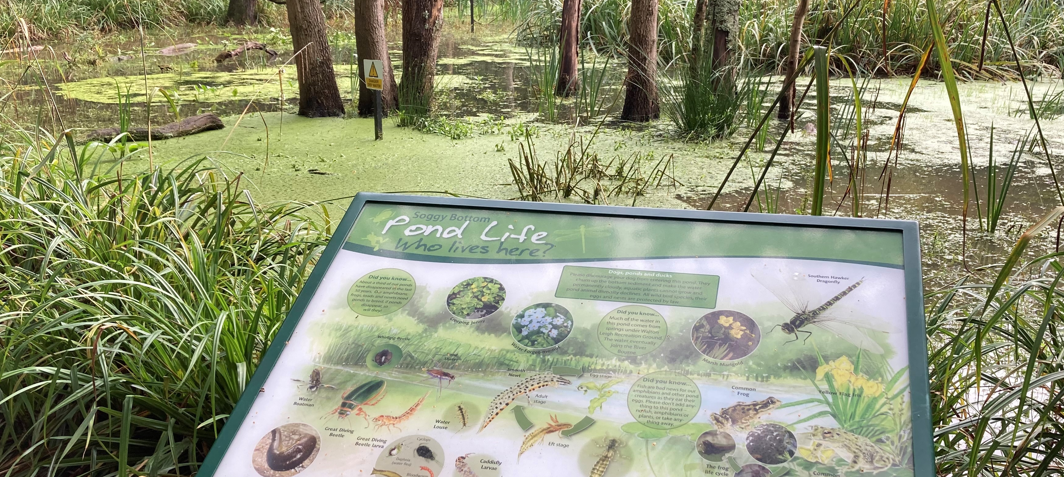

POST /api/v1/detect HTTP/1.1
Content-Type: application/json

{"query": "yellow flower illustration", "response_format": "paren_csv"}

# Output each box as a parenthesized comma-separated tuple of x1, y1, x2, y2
(816, 356, 855, 381)
(718, 316, 735, 327)
(730, 321, 744, 330)
(730, 327, 746, 339)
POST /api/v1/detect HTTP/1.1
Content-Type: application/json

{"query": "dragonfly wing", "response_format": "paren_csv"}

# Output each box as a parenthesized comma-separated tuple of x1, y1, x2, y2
(813, 303, 894, 333)
(810, 320, 884, 354)
(751, 262, 814, 314)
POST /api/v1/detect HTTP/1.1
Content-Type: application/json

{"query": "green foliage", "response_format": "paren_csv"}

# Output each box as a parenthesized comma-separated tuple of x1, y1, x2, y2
(926, 215, 1064, 476)
(0, 127, 329, 476)
(446, 277, 506, 319)
(662, 64, 747, 140)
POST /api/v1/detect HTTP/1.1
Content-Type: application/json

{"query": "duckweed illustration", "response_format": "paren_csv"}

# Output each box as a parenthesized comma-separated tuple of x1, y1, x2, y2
(511, 303, 573, 349)
(447, 277, 506, 320)
(691, 310, 760, 360)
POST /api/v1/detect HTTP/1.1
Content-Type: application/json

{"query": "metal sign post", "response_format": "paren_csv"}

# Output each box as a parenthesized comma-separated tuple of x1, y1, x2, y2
(363, 59, 385, 141)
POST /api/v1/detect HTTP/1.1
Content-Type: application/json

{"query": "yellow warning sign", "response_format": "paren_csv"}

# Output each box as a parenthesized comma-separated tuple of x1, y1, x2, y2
(363, 59, 384, 91)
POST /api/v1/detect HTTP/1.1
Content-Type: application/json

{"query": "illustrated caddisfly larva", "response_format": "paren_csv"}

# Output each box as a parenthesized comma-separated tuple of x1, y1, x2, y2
(419, 465, 436, 477)
(416, 444, 437, 461)
(323, 379, 387, 426)
(265, 428, 318, 472)
(479, 373, 572, 432)
(518, 414, 572, 460)
(752, 264, 888, 354)
(373, 392, 428, 432)
(292, 367, 336, 392)
(387, 442, 403, 456)
(374, 349, 393, 367)
(424, 365, 456, 397)
(371, 469, 402, 477)
(455, 454, 479, 477)
(590, 438, 625, 477)
(456, 404, 469, 429)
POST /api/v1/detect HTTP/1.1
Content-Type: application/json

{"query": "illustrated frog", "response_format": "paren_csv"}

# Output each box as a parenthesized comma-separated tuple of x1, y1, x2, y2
(809, 425, 896, 472)
(709, 397, 781, 431)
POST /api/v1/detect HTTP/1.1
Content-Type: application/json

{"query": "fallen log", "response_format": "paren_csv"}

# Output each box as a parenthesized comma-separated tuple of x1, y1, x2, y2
(215, 41, 279, 63)
(84, 113, 225, 143)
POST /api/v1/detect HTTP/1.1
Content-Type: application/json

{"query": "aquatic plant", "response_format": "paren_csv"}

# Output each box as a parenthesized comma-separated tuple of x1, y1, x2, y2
(447, 277, 506, 320)
(512, 303, 574, 349)
(785, 350, 910, 441)
(973, 125, 1029, 234)
(690, 312, 759, 360)
(0, 127, 329, 476)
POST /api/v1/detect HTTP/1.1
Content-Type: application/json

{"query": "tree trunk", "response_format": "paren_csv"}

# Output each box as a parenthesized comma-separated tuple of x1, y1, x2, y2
(621, 0, 659, 121)
(355, 0, 398, 116)
(227, 0, 258, 26)
(778, 0, 810, 121)
(555, 0, 581, 97)
(706, 0, 740, 72)
(399, 0, 445, 118)
(690, 0, 708, 79)
(287, 0, 345, 117)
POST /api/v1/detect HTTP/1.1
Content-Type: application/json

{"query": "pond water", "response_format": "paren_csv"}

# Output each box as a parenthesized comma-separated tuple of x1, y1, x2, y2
(4, 25, 1063, 290)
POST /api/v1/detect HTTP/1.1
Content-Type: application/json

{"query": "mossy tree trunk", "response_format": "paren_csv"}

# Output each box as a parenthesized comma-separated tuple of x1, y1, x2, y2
(399, 0, 445, 119)
(555, 0, 582, 97)
(620, 0, 659, 121)
(355, 0, 399, 116)
(778, 0, 810, 121)
(227, 0, 258, 26)
(691, 0, 739, 79)
(287, 0, 345, 117)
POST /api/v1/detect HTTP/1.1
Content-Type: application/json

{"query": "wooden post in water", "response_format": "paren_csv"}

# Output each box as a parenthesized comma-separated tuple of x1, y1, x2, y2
(375, 90, 383, 140)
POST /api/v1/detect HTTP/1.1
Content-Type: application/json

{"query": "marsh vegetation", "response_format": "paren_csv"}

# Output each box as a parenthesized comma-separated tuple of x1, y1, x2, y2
(2, 0, 1064, 475)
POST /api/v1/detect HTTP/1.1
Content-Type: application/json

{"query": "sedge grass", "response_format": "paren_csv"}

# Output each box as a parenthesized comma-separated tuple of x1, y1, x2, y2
(0, 126, 329, 476)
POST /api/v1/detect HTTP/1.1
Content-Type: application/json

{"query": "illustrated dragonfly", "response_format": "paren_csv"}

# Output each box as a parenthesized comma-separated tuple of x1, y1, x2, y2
(751, 263, 887, 354)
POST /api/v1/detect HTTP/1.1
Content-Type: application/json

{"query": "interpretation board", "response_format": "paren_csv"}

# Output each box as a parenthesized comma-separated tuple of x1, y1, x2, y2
(199, 194, 932, 477)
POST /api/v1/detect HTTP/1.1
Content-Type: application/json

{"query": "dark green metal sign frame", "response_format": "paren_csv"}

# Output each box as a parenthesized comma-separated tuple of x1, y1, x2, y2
(197, 192, 933, 476)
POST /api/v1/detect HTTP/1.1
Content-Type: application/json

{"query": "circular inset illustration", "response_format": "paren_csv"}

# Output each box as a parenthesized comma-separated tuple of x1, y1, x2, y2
(511, 303, 574, 350)
(598, 305, 668, 356)
(455, 453, 503, 477)
(696, 430, 736, 462)
(367, 343, 404, 370)
(735, 463, 772, 477)
(627, 371, 701, 430)
(251, 423, 321, 477)
(577, 436, 633, 477)
(691, 310, 761, 360)
(447, 277, 507, 321)
(347, 268, 415, 317)
(746, 423, 797, 465)
(375, 435, 445, 477)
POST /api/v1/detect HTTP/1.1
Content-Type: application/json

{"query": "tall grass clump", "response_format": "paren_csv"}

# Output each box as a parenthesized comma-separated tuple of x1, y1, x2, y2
(662, 65, 747, 139)
(0, 127, 329, 476)
(927, 210, 1064, 476)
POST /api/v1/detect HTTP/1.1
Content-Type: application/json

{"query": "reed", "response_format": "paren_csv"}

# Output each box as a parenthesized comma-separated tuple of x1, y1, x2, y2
(0, 125, 329, 476)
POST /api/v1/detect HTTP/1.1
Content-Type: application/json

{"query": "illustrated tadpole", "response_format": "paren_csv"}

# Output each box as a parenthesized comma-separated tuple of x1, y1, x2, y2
(266, 429, 318, 471)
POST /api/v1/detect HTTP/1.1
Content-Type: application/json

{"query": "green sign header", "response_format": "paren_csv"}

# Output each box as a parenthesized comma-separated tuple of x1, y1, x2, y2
(345, 203, 905, 267)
